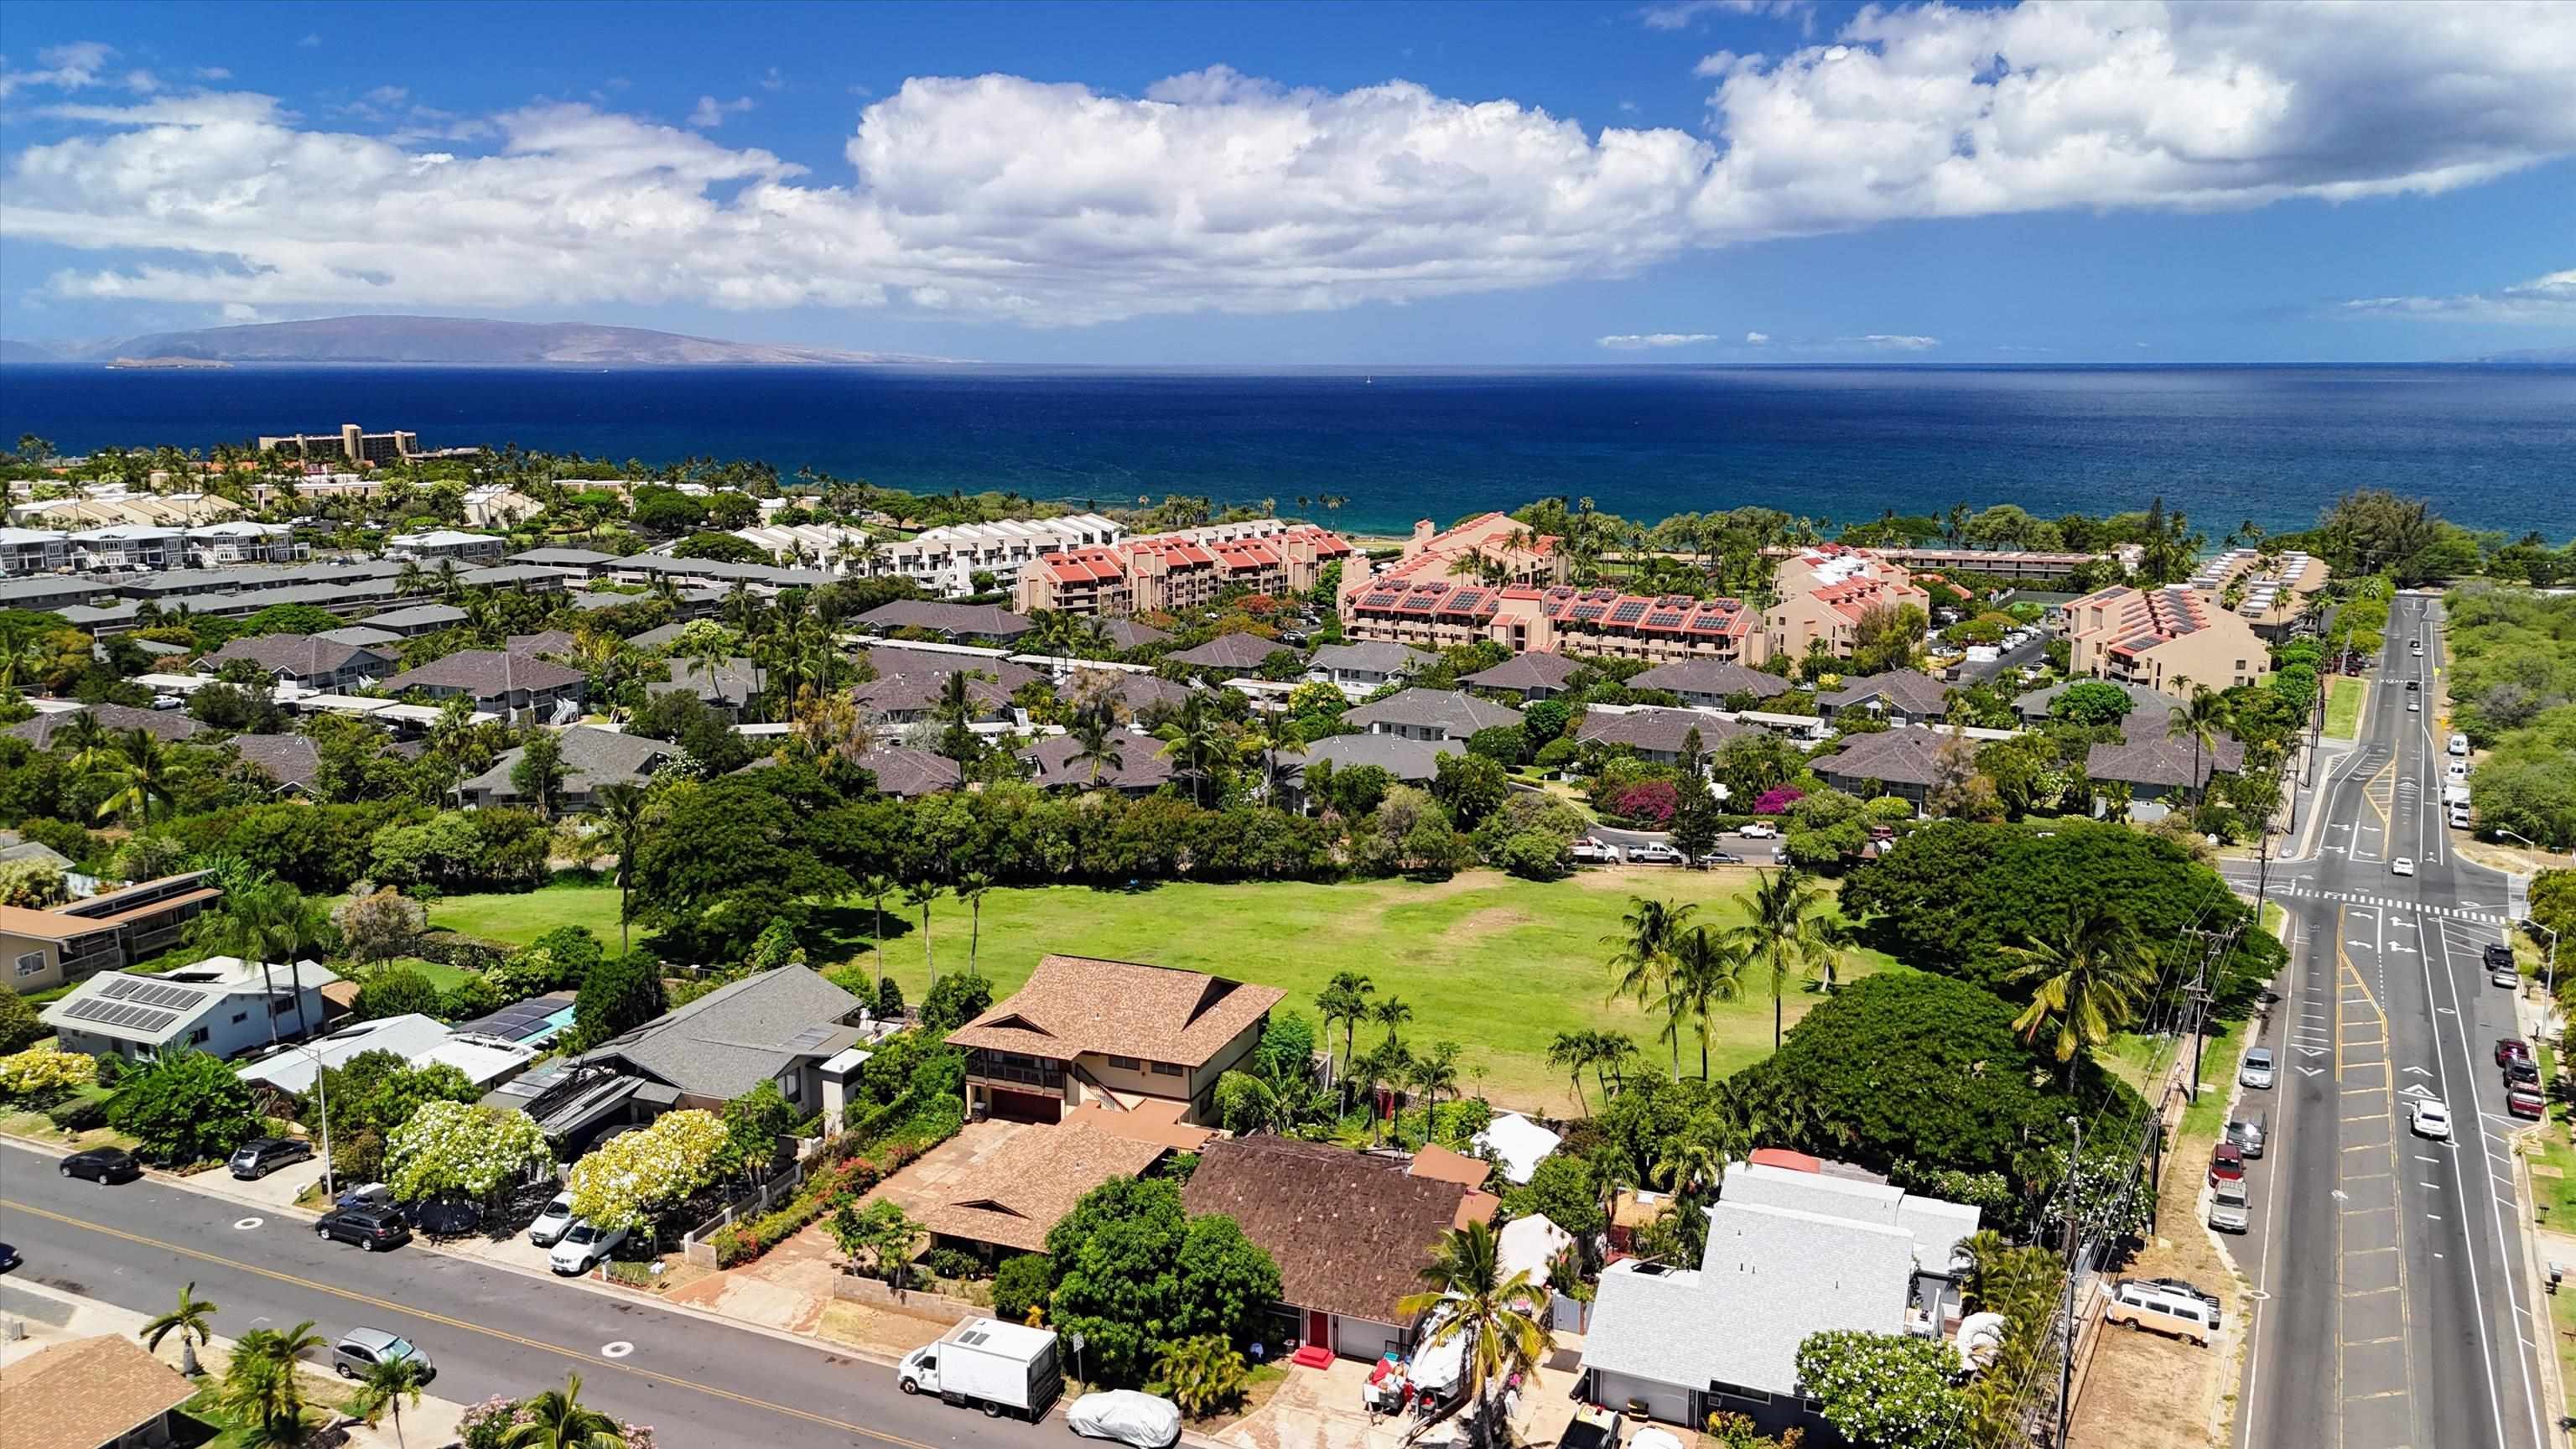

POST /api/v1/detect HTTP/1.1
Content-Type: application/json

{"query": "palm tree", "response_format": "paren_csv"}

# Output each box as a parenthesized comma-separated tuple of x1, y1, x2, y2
(1605, 896, 1696, 1080)
(0, 629, 51, 693)
(2166, 683, 2234, 812)
(859, 872, 897, 998)
(142, 1281, 217, 1376)
(1724, 868, 1831, 1051)
(347, 1351, 433, 1448)
(1371, 995, 1413, 1050)
(1315, 971, 1374, 1107)
(1547, 1031, 1594, 1114)
(221, 1320, 328, 1445)
(902, 879, 944, 984)
(1587, 1030, 1639, 1098)
(2004, 903, 2158, 1079)
(501, 1374, 628, 1449)
(594, 782, 652, 953)
(1410, 1040, 1462, 1147)
(1663, 927, 1749, 1079)
(1394, 1220, 1553, 1449)
(1066, 707, 1124, 791)
(1171, 692, 1230, 807)
(94, 728, 175, 827)
(934, 668, 983, 764)
(1654, 1109, 1752, 1195)
(955, 871, 994, 976)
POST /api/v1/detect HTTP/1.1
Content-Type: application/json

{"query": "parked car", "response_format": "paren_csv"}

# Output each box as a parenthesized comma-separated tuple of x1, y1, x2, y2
(2207, 1143, 2245, 1186)
(2391, 857, 2416, 877)
(2406, 679, 2419, 692)
(2141, 1277, 2220, 1310)
(332, 1328, 436, 1384)
(528, 1193, 578, 1247)
(1625, 842, 1684, 865)
(2486, 943, 2516, 972)
(228, 1137, 314, 1181)
(2498, 1037, 2533, 1067)
(2448, 761, 2469, 782)
(2449, 734, 2470, 757)
(2495, 962, 2522, 989)
(2225, 1114, 2267, 1159)
(2409, 1098, 2453, 1140)
(2239, 1048, 2276, 1090)
(1066, 1390, 1183, 1449)
(315, 1205, 412, 1252)
(2209, 1179, 2250, 1234)
(0, 1242, 19, 1273)
(2504, 1057, 2540, 1088)
(2407, 699, 2420, 713)
(2450, 805, 2474, 828)
(2104, 1280, 2220, 1346)
(1735, 823, 1778, 839)
(1703, 850, 1746, 865)
(59, 1147, 141, 1185)
(549, 1219, 629, 1275)
(335, 1182, 393, 1213)
(2508, 1087, 2547, 1120)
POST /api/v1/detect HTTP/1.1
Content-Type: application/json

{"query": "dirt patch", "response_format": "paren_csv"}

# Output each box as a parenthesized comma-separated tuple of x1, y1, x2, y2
(2069, 1109, 2241, 1449)
(813, 1300, 951, 1361)
(1451, 906, 1538, 941)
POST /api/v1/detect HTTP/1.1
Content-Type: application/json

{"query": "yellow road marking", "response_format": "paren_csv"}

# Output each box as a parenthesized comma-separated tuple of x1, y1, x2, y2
(0, 1200, 937, 1446)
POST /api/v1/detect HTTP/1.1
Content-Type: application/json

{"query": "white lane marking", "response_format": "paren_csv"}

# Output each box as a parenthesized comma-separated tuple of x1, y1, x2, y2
(601, 1341, 636, 1358)
(232, 1217, 262, 1230)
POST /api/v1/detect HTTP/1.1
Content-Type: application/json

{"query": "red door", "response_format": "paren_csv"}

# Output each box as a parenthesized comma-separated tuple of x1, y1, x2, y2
(1306, 1309, 1331, 1351)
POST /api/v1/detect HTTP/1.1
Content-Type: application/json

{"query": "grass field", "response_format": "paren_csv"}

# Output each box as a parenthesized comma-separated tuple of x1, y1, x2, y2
(382, 956, 475, 992)
(2324, 675, 2366, 739)
(428, 866, 1895, 1112)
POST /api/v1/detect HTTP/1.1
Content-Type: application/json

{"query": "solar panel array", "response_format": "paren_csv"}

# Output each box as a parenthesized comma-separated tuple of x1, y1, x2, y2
(95, 976, 205, 1010)
(460, 1000, 564, 1041)
(60, 996, 182, 1035)
(1609, 599, 1649, 624)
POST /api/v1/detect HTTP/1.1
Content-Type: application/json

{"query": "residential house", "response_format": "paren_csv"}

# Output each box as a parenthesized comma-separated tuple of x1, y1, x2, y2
(1293, 733, 1460, 794)
(1576, 706, 1742, 766)
(893, 1120, 1175, 1262)
(1062, 667, 1195, 722)
(1459, 651, 1585, 701)
(1344, 688, 1522, 744)
(227, 734, 322, 793)
(1090, 617, 1172, 652)
(576, 965, 865, 1117)
(947, 954, 1285, 1125)
(381, 650, 587, 720)
(853, 746, 963, 799)
(2011, 678, 2173, 729)
(649, 656, 767, 717)
(1182, 1135, 1499, 1361)
(3, 1334, 200, 1449)
(1626, 659, 1794, 709)
(3, 872, 222, 994)
(1815, 669, 1954, 727)
(40, 956, 340, 1062)
(195, 634, 396, 691)
(237, 1012, 538, 1094)
(1805, 727, 1972, 812)
(6, 702, 202, 748)
(2085, 732, 2249, 813)
(865, 646, 1045, 693)
(851, 670, 1016, 726)
(386, 529, 507, 565)
(1020, 730, 1176, 794)
(361, 602, 470, 637)
(460, 726, 674, 812)
(1165, 633, 1297, 675)
(504, 629, 579, 658)
(1581, 1155, 1980, 1436)
(314, 624, 402, 651)
(856, 600, 1035, 643)
(2061, 584, 2272, 697)
(1308, 641, 1436, 695)
(506, 547, 621, 578)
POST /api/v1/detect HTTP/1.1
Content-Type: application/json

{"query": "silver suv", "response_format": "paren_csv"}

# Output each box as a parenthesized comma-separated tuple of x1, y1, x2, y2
(2238, 1048, 2276, 1089)
(332, 1327, 435, 1384)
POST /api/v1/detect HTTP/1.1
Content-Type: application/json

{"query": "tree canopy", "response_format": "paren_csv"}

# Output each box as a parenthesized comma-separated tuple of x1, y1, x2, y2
(1041, 1175, 1280, 1385)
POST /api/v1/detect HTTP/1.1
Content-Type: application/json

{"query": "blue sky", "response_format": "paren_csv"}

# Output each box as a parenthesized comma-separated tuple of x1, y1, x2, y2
(2, 0, 2570, 364)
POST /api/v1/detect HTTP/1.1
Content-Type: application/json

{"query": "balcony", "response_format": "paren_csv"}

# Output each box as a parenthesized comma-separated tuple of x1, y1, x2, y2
(967, 1051, 1067, 1096)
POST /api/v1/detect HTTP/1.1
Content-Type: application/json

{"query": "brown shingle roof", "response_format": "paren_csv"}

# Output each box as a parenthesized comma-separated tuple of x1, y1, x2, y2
(0, 1334, 195, 1449)
(2085, 731, 2248, 790)
(911, 1123, 1171, 1254)
(382, 648, 584, 699)
(1063, 1098, 1215, 1152)
(1182, 1136, 1479, 1324)
(1810, 726, 1953, 788)
(946, 954, 1284, 1067)
(1408, 1143, 1493, 1189)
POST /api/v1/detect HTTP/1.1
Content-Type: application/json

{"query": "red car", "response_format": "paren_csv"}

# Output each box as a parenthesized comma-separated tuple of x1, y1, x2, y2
(2497, 1037, 2533, 1067)
(2509, 1087, 2546, 1120)
(2208, 1143, 2246, 1185)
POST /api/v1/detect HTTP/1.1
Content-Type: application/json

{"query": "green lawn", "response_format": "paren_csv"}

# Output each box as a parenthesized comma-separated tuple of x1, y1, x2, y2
(428, 867, 1895, 1113)
(382, 957, 475, 992)
(2324, 675, 2366, 739)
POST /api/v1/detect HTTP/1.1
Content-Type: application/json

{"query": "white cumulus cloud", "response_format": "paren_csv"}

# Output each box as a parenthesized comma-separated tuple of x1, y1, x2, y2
(2337, 267, 2576, 324)
(3, 3, 2573, 328)
(1744, 330, 1769, 344)
(1844, 334, 1940, 350)
(1599, 332, 1724, 349)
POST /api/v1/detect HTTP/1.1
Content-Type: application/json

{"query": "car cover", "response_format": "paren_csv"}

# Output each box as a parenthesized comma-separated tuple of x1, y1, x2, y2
(1067, 1390, 1182, 1449)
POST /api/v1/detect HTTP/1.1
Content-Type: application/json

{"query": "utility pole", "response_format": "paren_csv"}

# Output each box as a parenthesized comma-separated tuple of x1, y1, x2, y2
(2179, 927, 2239, 1104)
(2056, 1114, 2082, 1449)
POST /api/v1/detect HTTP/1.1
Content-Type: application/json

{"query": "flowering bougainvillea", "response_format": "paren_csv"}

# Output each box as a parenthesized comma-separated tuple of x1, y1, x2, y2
(1607, 781, 1679, 824)
(567, 1108, 727, 1230)
(384, 1098, 553, 1204)
(1753, 785, 1806, 816)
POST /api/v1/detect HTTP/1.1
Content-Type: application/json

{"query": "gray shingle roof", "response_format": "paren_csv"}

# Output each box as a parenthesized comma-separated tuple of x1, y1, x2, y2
(200, 634, 389, 679)
(1166, 633, 1296, 671)
(2085, 731, 2247, 790)
(1294, 732, 1459, 783)
(463, 726, 673, 797)
(1022, 730, 1176, 791)
(865, 647, 1041, 692)
(363, 603, 470, 631)
(8, 702, 204, 747)
(229, 734, 321, 791)
(1093, 618, 1171, 651)
(1344, 687, 1523, 737)
(854, 746, 963, 798)
(582, 966, 862, 1101)
(649, 656, 766, 708)
(1308, 641, 1436, 674)
(383, 649, 585, 699)
(1627, 659, 1792, 699)
(1817, 669, 1953, 718)
(1809, 726, 1954, 788)
(1459, 652, 1584, 695)
(1576, 706, 1743, 756)
(858, 600, 1034, 639)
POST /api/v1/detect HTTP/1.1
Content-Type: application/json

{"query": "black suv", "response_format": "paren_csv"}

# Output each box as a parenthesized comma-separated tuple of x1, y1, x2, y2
(59, 1146, 142, 1184)
(2487, 943, 2516, 971)
(316, 1205, 412, 1252)
(228, 1137, 314, 1181)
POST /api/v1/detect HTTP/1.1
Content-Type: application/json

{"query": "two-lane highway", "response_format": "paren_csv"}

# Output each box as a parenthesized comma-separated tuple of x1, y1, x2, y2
(0, 1140, 1053, 1449)
(2236, 593, 2547, 1449)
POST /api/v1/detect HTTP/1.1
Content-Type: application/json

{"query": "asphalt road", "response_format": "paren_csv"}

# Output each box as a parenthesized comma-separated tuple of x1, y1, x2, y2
(0, 1140, 1064, 1449)
(2231, 594, 2548, 1449)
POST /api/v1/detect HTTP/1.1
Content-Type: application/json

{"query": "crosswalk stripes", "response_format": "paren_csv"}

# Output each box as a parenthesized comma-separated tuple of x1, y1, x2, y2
(2246, 880, 2507, 926)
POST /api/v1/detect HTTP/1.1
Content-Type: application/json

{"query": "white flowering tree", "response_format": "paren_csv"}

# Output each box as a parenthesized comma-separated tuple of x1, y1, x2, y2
(384, 1099, 553, 1205)
(1793, 1330, 1971, 1449)
(0, 1041, 98, 1100)
(566, 1109, 727, 1231)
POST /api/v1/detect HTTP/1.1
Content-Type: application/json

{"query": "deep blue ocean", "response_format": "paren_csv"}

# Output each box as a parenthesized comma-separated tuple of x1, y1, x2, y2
(4, 364, 2570, 537)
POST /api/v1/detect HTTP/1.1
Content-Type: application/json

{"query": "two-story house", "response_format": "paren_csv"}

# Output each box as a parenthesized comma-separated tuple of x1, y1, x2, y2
(3, 871, 223, 994)
(1343, 687, 1524, 744)
(195, 634, 397, 692)
(947, 955, 1285, 1126)
(41, 956, 340, 1062)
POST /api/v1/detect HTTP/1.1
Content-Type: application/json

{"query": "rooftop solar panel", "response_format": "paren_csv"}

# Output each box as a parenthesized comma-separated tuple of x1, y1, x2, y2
(1610, 600, 1649, 623)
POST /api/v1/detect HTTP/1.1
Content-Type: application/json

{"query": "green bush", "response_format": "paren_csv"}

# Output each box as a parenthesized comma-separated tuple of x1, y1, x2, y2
(47, 1093, 111, 1132)
(924, 1247, 985, 1280)
(993, 1253, 1052, 1322)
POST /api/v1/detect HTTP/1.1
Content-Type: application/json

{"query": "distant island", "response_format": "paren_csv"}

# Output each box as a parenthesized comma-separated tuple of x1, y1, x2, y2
(106, 356, 232, 371)
(0, 314, 945, 367)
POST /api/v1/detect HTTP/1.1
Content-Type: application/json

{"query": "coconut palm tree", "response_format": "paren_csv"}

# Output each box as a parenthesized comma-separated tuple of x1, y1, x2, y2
(590, 782, 653, 952)
(1654, 1109, 1753, 1196)
(954, 871, 994, 976)
(1315, 970, 1374, 1108)
(2004, 903, 2158, 1081)
(501, 1374, 628, 1449)
(1605, 896, 1696, 1080)
(2166, 683, 2235, 812)
(142, 1281, 217, 1376)
(858, 872, 897, 997)
(1066, 708, 1124, 791)
(1547, 1030, 1595, 1114)
(1662, 927, 1749, 1079)
(347, 1351, 433, 1448)
(1170, 692, 1230, 807)
(94, 728, 176, 827)
(1587, 1029, 1639, 1098)
(1724, 868, 1831, 1051)
(1370, 995, 1413, 1050)
(1410, 1040, 1462, 1147)
(1394, 1220, 1552, 1449)
(902, 879, 944, 984)
(221, 1320, 328, 1445)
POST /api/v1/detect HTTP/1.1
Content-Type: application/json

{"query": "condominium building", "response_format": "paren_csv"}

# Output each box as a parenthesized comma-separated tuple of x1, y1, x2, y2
(2062, 584, 2272, 696)
(1846, 546, 2098, 583)
(881, 514, 1126, 598)
(257, 423, 423, 466)
(1015, 521, 1353, 616)
(2188, 548, 2331, 639)
(386, 529, 509, 565)
(1762, 546, 1933, 662)
(1341, 579, 1764, 665)
(8, 489, 244, 529)
(0, 527, 69, 575)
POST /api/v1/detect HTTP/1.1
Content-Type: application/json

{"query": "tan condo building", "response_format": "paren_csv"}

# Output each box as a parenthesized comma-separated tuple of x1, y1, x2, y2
(1015, 522, 1353, 616)
(2063, 584, 2272, 697)
(1762, 546, 1932, 662)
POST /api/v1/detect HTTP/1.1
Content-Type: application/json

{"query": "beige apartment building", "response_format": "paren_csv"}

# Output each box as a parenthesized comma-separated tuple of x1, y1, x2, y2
(1762, 546, 1933, 662)
(1342, 579, 1766, 665)
(2063, 584, 2272, 696)
(1015, 522, 1353, 616)
(3, 871, 223, 994)
(257, 424, 422, 467)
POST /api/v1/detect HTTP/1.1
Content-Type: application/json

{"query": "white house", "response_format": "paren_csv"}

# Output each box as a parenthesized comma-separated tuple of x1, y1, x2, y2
(41, 957, 340, 1063)
(237, 1013, 539, 1093)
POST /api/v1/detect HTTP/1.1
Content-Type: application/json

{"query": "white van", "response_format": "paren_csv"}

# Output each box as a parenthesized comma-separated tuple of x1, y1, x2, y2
(2104, 1280, 2220, 1346)
(2449, 734, 2469, 757)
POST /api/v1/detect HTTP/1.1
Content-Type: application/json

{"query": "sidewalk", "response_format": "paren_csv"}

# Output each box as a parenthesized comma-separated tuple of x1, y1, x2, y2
(0, 1274, 473, 1448)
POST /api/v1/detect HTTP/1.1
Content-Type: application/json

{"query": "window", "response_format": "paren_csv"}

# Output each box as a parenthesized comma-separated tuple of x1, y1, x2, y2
(14, 951, 44, 979)
(782, 1074, 802, 1100)
(1151, 1061, 1186, 1078)
(189, 1026, 210, 1045)
(232, 1012, 248, 1024)
(1107, 1055, 1140, 1071)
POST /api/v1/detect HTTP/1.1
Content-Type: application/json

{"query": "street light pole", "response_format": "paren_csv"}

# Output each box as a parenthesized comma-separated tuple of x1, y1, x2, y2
(309, 1038, 335, 1201)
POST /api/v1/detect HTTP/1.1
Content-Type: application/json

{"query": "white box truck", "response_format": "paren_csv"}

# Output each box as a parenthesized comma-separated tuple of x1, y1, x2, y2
(897, 1317, 1062, 1420)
